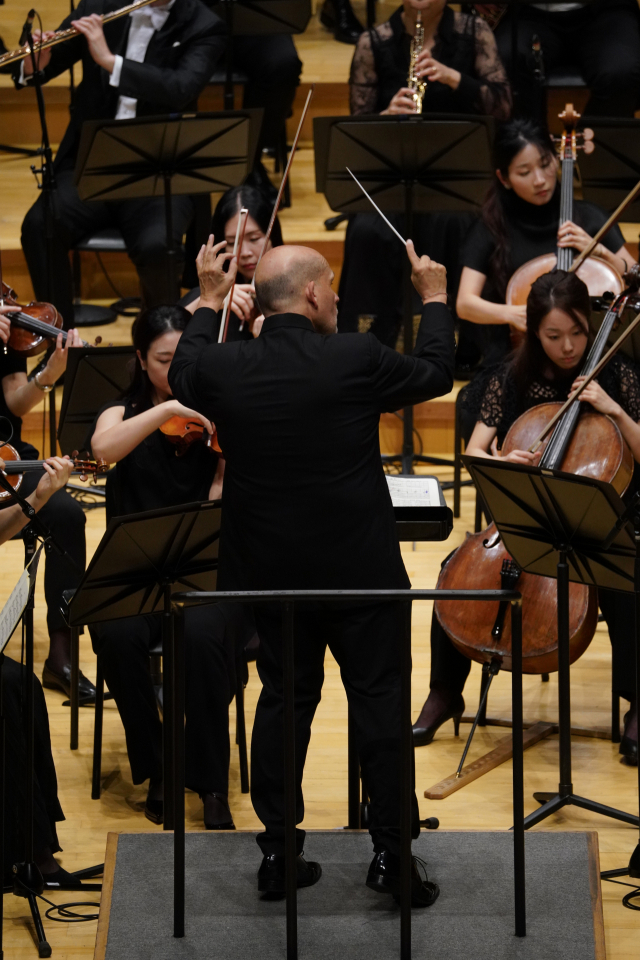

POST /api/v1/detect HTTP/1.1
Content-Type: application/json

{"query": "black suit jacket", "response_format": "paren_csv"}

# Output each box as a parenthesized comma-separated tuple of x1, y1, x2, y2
(17, 0, 225, 167)
(169, 305, 455, 592)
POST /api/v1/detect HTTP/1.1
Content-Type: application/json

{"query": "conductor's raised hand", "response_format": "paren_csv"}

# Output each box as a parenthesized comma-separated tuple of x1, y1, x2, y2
(406, 240, 447, 304)
(196, 235, 237, 313)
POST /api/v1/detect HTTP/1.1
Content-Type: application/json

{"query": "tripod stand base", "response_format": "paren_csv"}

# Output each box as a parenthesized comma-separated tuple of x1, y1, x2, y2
(27, 893, 51, 958)
(523, 792, 640, 830)
(601, 842, 640, 881)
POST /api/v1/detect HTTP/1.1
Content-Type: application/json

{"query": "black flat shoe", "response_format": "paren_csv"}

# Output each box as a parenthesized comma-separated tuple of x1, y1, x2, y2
(620, 735, 638, 766)
(201, 793, 235, 830)
(320, 0, 363, 44)
(144, 797, 164, 825)
(366, 850, 440, 908)
(257, 852, 322, 897)
(42, 660, 97, 703)
(412, 694, 465, 746)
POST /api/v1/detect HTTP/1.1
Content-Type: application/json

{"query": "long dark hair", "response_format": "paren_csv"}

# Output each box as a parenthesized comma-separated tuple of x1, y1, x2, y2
(124, 304, 191, 405)
(509, 270, 592, 397)
(482, 118, 555, 299)
(210, 185, 283, 252)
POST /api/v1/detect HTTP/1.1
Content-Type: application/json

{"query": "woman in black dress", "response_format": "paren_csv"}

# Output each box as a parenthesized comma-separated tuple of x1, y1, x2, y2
(457, 118, 637, 369)
(338, 0, 512, 348)
(0, 304, 92, 700)
(414, 270, 640, 764)
(180, 185, 283, 340)
(90, 305, 250, 828)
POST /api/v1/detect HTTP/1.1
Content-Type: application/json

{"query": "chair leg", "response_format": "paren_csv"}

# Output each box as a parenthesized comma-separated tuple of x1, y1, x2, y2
(612, 691, 621, 744)
(70, 626, 79, 750)
(474, 493, 484, 533)
(453, 399, 462, 519)
(91, 659, 105, 799)
(235, 671, 249, 794)
(72, 248, 82, 304)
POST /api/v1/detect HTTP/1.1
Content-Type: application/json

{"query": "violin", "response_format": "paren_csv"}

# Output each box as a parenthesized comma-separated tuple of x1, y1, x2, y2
(159, 415, 222, 456)
(0, 281, 95, 356)
(506, 105, 623, 332)
(435, 269, 640, 676)
(0, 443, 109, 506)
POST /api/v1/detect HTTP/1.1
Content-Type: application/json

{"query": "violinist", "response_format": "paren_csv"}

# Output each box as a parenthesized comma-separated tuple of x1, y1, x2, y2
(457, 118, 637, 368)
(413, 270, 639, 765)
(339, 0, 512, 348)
(89, 305, 247, 828)
(179, 185, 283, 338)
(0, 303, 92, 701)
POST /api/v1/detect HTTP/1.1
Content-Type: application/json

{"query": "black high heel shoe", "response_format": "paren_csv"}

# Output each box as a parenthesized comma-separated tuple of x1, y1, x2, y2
(620, 709, 638, 766)
(412, 694, 465, 747)
(320, 0, 364, 44)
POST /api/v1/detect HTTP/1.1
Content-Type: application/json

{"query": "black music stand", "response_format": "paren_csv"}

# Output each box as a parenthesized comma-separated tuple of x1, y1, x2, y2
(74, 111, 262, 298)
(58, 346, 135, 459)
(464, 454, 640, 839)
(64, 499, 221, 834)
(206, 0, 311, 110)
(314, 114, 494, 474)
(577, 119, 640, 219)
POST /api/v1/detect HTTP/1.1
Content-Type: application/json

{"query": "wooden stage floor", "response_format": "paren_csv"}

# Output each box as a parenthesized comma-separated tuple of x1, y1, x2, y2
(0, 2, 639, 957)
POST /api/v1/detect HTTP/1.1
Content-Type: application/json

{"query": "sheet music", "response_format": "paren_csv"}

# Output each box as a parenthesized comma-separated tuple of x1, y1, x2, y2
(0, 568, 29, 653)
(386, 476, 442, 507)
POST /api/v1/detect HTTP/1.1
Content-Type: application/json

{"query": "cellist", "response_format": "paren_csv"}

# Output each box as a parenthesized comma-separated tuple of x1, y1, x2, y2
(413, 270, 640, 765)
(456, 118, 637, 370)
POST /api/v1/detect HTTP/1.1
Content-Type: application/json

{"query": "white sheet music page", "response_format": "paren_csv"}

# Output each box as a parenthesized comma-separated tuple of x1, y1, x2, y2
(386, 476, 441, 507)
(0, 568, 29, 653)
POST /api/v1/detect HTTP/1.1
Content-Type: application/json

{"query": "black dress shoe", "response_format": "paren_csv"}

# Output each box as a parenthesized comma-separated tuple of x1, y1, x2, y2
(366, 850, 440, 908)
(42, 660, 97, 703)
(201, 793, 235, 830)
(320, 0, 363, 44)
(144, 796, 163, 825)
(257, 852, 322, 897)
(412, 694, 465, 746)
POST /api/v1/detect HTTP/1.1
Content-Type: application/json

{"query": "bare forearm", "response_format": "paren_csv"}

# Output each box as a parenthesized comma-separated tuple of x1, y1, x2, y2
(92, 404, 174, 463)
(457, 293, 510, 326)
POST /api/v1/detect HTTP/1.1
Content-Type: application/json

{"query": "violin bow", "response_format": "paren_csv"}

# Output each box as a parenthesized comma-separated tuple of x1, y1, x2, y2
(346, 167, 408, 246)
(250, 84, 316, 293)
(570, 177, 640, 274)
(218, 206, 249, 344)
(529, 307, 640, 453)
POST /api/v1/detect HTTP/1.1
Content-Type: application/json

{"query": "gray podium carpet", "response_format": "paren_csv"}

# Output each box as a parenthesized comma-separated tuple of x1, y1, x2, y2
(99, 831, 601, 960)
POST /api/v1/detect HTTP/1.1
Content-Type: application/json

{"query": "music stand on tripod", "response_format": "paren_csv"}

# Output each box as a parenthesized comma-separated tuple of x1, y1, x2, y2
(73, 110, 262, 300)
(63, 500, 221, 844)
(314, 113, 494, 475)
(463, 454, 640, 841)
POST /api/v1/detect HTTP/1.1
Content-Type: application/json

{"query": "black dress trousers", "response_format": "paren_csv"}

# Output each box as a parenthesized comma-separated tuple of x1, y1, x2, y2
(21, 161, 194, 328)
(251, 601, 420, 858)
(233, 34, 302, 154)
(19, 473, 86, 635)
(91, 603, 241, 795)
(495, 1, 640, 119)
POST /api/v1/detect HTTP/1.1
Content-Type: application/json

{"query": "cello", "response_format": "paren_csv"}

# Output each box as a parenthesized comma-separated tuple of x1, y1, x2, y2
(436, 268, 640, 676)
(506, 105, 623, 312)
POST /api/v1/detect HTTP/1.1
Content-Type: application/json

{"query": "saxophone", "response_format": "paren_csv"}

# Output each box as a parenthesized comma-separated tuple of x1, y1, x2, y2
(407, 11, 426, 114)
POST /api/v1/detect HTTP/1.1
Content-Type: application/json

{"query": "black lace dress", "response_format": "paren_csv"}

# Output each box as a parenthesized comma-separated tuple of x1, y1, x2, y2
(338, 7, 511, 348)
(349, 6, 511, 117)
(430, 352, 640, 703)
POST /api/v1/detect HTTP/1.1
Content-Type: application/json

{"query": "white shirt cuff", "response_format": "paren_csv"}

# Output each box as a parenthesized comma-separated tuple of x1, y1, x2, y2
(109, 54, 123, 87)
(18, 61, 28, 86)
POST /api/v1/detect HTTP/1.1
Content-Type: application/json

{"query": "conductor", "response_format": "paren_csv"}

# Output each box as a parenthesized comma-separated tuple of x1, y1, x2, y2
(169, 238, 455, 905)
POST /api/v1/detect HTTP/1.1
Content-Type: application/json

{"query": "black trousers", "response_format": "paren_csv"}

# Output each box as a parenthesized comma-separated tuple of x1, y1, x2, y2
(251, 601, 420, 858)
(495, 1, 640, 120)
(21, 160, 194, 328)
(429, 588, 638, 703)
(2, 657, 64, 881)
(19, 473, 86, 636)
(90, 603, 244, 795)
(337, 210, 479, 358)
(233, 35, 302, 154)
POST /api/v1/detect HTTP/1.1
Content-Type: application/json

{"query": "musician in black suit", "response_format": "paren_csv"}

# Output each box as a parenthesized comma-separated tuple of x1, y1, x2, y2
(169, 237, 455, 905)
(18, 0, 226, 325)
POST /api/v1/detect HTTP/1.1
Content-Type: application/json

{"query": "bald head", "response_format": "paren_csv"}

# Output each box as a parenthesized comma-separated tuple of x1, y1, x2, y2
(255, 245, 338, 334)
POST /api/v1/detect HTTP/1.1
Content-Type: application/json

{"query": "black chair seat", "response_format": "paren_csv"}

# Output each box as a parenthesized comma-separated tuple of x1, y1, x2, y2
(546, 66, 587, 88)
(74, 228, 127, 254)
(209, 69, 250, 85)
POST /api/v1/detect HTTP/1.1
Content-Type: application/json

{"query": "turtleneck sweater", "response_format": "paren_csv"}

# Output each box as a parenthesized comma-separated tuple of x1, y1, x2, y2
(461, 184, 625, 303)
